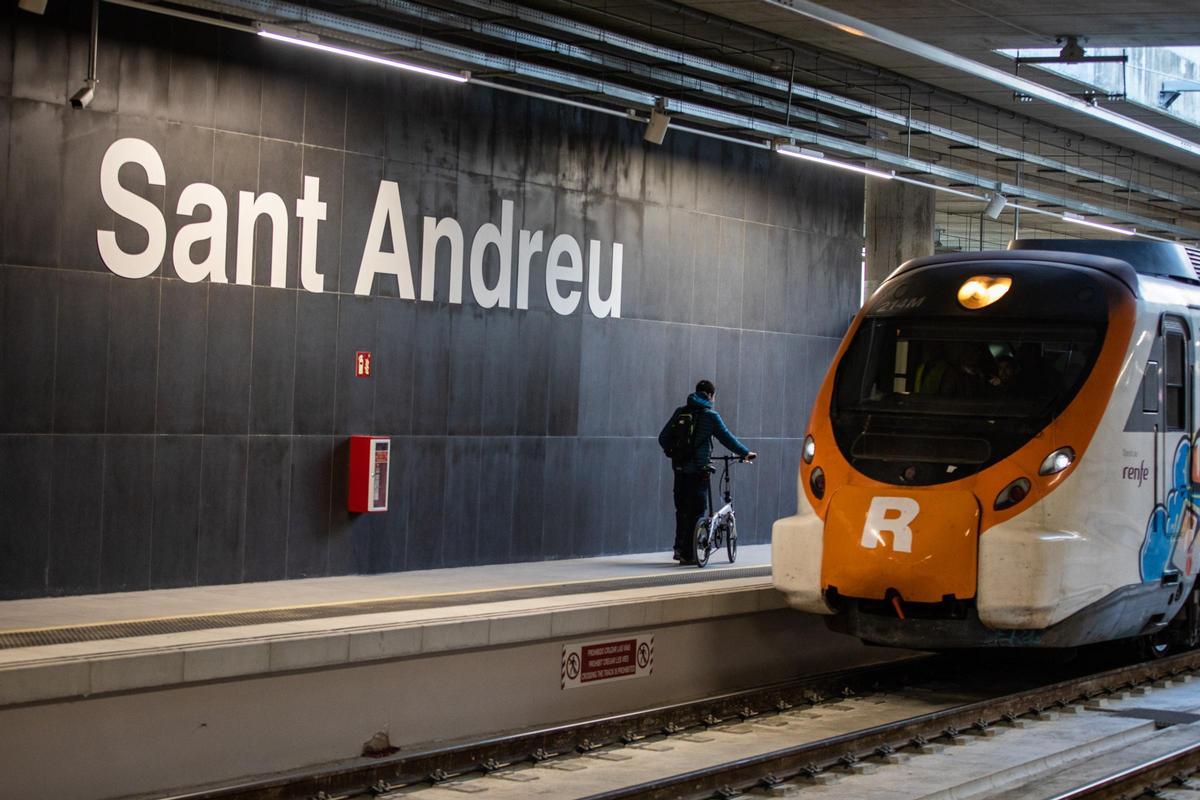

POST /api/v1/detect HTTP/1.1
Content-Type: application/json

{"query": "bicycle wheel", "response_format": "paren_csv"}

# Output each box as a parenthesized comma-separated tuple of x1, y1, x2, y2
(725, 517, 738, 563)
(693, 517, 712, 568)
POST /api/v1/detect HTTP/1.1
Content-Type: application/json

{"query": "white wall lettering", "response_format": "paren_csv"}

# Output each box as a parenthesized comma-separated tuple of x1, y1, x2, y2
(587, 240, 623, 319)
(173, 182, 227, 283)
(545, 233, 583, 316)
(97, 137, 167, 279)
(236, 191, 289, 288)
(516, 229, 543, 311)
(470, 199, 513, 309)
(420, 216, 464, 304)
(295, 176, 327, 294)
(356, 181, 416, 298)
(95, 138, 626, 318)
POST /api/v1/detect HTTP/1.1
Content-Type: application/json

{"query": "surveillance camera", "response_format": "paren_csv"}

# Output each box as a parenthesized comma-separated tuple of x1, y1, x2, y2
(70, 83, 95, 110)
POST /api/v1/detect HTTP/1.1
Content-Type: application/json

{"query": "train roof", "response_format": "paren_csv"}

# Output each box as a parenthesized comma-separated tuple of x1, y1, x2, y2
(888, 240, 1200, 294)
(1008, 239, 1200, 283)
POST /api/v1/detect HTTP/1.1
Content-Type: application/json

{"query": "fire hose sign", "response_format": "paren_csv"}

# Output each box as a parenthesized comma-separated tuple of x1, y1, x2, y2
(561, 636, 653, 689)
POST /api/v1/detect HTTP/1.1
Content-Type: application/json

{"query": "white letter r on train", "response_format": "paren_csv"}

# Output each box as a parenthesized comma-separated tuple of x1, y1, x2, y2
(861, 497, 920, 553)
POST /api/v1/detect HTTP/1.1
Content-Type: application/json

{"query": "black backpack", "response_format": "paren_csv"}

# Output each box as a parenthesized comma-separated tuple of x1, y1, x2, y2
(661, 406, 699, 460)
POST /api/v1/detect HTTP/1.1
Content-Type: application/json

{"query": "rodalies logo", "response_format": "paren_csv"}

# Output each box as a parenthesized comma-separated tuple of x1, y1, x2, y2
(95, 138, 625, 318)
(860, 497, 920, 553)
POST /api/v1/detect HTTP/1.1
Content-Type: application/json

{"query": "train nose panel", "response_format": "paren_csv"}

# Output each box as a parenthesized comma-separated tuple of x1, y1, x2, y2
(821, 487, 980, 603)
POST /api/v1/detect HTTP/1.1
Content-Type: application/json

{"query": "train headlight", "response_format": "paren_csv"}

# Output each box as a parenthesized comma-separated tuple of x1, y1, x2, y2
(957, 275, 1012, 309)
(1038, 446, 1076, 476)
(802, 435, 815, 464)
(993, 478, 1031, 511)
(810, 467, 826, 500)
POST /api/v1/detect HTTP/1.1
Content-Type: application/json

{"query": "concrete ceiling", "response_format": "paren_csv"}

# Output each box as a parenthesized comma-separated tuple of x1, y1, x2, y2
(674, 0, 1200, 168)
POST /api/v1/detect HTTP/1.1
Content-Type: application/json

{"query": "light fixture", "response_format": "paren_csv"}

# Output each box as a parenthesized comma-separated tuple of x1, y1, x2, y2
(809, 467, 825, 500)
(994, 478, 1031, 511)
(957, 275, 1012, 309)
(644, 98, 671, 145)
(1061, 211, 1135, 237)
(17, 0, 48, 13)
(984, 191, 1007, 220)
(256, 29, 469, 83)
(775, 144, 894, 180)
(1039, 446, 1076, 476)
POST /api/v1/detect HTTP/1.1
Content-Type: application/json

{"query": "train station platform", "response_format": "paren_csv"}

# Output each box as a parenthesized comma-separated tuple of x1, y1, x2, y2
(0, 546, 894, 799)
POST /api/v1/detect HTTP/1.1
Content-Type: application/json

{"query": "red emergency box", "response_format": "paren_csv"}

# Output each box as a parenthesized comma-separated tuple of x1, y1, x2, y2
(348, 436, 390, 513)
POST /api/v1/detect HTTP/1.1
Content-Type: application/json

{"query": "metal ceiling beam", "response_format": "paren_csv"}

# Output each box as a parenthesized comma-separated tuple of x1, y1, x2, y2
(150, 0, 1200, 239)
(759, 0, 1200, 163)
(660, 97, 1200, 238)
(424, 0, 1200, 207)
(338, 0, 868, 136)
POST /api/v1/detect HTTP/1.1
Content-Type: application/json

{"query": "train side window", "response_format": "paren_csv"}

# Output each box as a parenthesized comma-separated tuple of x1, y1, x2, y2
(1143, 361, 1159, 413)
(1165, 331, 1187, 431)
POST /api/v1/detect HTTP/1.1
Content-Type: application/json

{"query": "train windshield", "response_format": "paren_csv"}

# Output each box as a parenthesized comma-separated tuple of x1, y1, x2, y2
(832, 319, 1102, 485)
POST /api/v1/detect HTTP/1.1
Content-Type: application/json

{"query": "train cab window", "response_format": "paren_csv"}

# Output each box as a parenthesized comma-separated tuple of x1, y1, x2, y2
(1165, 331, 1187, 431)
(832, 319, 1102, 485)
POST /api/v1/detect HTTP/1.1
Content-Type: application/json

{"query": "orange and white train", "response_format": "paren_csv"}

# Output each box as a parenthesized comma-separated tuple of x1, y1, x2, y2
(773, 239, 1200, 650)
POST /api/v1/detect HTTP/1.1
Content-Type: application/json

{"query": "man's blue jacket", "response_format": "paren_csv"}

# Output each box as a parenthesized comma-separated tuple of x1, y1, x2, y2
(659, 392, 750, 474)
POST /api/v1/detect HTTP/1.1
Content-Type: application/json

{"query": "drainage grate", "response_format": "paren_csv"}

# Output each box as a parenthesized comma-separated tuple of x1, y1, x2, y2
(0, 565, 771, 650)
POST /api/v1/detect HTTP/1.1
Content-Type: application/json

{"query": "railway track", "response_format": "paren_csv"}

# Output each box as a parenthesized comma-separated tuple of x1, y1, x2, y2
(163, 649, 1200, 800)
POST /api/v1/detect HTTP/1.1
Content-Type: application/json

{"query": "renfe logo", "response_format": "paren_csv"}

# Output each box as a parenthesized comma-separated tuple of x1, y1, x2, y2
(94, 138, 624, 318)
(860, 497, 920, 553)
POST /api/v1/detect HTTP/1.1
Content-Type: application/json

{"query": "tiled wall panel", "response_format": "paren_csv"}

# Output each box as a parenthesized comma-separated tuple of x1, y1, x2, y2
(0, 6, 862, 598)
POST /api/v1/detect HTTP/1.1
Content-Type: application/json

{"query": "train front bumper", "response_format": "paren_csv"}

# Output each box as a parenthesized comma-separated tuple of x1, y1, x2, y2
(772, 512, 834, 615)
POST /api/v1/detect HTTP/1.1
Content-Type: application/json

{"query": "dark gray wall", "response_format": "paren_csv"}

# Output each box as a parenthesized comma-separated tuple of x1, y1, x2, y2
(0, 6, 862, 598)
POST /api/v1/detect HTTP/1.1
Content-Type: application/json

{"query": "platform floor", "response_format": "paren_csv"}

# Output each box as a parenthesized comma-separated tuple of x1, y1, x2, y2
(0, 545, 770, 637)
(0, 546, 781, 708)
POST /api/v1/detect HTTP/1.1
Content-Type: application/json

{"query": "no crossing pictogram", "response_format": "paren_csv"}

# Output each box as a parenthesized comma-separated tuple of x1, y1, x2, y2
(561, 635, 654, 690)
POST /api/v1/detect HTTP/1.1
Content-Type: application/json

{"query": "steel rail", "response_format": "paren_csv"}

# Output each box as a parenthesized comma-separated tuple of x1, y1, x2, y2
(157, 657, 936, 800)
(1044, 740, 1200, 800)
(578, 650, 1200, 800)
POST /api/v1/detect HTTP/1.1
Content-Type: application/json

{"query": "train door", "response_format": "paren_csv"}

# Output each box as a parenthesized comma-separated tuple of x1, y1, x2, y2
(1159, 316, 1191, 585)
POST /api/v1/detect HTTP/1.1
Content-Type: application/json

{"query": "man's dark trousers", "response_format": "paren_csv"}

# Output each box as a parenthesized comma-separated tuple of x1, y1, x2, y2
(673, 470, 710, 560)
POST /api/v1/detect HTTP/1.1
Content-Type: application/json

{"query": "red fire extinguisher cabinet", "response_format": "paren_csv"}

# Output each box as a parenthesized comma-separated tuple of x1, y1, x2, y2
(348, 436, 390, 513)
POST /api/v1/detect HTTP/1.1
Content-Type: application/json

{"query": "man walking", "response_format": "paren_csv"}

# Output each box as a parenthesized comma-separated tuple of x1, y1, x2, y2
(658, 380, 756, 564)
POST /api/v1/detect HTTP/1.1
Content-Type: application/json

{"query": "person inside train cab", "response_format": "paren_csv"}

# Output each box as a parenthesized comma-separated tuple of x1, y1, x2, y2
(940, 342, 994, 398)
(658, 380, 756, 565)
(913, 341, 952, 394)
(990, 354, 1020, 391)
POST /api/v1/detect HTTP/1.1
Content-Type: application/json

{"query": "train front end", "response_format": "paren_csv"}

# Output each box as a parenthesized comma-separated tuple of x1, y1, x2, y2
(773, 251, 1138, 648)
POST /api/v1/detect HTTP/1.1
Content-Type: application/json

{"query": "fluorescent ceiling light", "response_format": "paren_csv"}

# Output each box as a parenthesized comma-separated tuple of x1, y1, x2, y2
(1061, 212, 1135, 237)
(776, 144, 893, 180)
(257, 29, 469, 83)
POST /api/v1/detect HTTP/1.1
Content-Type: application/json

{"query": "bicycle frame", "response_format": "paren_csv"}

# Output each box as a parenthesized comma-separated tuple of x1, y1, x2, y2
(694, 455, 745, 566)
(706, 457, 736, 523)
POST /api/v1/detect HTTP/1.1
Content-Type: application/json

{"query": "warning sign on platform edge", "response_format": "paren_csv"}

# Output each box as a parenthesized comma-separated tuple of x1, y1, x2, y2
(561, 635, 653, 690)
